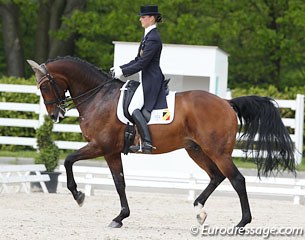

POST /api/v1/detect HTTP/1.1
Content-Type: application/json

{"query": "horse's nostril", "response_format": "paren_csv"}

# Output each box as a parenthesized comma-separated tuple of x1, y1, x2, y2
(50, 114, 56, 121)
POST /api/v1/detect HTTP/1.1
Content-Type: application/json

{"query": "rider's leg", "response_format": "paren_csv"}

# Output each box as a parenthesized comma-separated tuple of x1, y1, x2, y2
(129, 109, 154, 153)
(128, 83, 154, 153)
(128, 82, 144, 116)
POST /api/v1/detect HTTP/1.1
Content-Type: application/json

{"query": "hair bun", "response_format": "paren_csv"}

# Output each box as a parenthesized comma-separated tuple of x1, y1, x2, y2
(156, 15, 163, 23)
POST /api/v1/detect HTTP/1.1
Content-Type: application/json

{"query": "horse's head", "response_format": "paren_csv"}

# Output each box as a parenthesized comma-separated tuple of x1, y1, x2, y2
(27, 60, 67, 123)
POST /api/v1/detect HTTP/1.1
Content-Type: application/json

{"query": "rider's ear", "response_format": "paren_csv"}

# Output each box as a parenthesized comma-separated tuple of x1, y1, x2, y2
(27, 60, 46, 75)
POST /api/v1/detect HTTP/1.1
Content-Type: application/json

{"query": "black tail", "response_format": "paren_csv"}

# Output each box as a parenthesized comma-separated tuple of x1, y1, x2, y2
(229, 95, 296, 177)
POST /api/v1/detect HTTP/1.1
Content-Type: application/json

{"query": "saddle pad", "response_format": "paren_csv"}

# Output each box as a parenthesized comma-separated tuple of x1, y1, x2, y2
(117, 82, 176, 125)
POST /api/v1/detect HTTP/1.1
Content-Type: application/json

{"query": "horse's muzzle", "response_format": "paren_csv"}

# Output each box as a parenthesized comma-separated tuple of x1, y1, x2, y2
(50, 107, 65, 123)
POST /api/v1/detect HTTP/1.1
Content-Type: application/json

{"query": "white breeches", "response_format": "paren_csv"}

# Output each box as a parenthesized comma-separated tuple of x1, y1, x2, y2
(128, 82, 144, 115)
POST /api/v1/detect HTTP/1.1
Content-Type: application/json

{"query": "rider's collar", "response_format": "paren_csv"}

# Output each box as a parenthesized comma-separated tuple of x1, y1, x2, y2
(144, 24, 156, 37)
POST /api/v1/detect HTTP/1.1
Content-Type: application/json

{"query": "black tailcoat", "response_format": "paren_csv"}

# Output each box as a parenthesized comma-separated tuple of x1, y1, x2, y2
(120, 28, 167, 112)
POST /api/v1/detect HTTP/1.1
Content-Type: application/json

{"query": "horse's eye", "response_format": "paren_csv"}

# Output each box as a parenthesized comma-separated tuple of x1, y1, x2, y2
(41, 84, 49, 93)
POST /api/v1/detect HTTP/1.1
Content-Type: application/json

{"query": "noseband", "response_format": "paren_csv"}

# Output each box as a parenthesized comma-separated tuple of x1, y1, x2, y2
(37, 64, 68, 114)
(37, 64, 113, 112)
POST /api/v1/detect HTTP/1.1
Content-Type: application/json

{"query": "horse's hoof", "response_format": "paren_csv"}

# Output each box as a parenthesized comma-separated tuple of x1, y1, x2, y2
(196, 211, 207, 225)
(76, 192, 85, 207)
(195, 204, 207, 225)
(108, 220, 123, 228)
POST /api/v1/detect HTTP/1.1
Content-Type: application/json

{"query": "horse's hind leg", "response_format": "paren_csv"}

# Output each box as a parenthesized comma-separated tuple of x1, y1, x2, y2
(185, 141, 226, 224)
(214, 156, 252, 228)
(228, 165, 252, 228)
(186, 140, 252, 228)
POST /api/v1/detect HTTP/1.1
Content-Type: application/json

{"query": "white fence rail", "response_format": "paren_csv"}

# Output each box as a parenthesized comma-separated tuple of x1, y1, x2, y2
(58, 165, 305, 205)
(0, 164, 50, 193)
(0, 84, 304, 164)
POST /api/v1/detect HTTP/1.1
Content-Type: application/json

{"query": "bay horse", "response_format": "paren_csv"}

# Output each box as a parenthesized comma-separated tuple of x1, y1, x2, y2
(27, 56, 295, 229)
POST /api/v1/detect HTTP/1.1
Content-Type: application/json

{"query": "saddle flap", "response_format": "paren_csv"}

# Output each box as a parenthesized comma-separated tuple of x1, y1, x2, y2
(122, 80, 140, 123)
(117, 80, 176, 125)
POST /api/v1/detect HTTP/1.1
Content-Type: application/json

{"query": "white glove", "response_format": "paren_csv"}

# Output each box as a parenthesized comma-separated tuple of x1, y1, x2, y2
(113, 66, 123, 79)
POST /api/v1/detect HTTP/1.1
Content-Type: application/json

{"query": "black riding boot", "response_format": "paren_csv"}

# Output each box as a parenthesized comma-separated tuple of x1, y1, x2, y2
(129, 109, 155, 153)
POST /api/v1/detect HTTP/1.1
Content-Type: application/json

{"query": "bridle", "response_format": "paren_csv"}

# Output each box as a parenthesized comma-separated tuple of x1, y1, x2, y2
(37, 64, 113, 113)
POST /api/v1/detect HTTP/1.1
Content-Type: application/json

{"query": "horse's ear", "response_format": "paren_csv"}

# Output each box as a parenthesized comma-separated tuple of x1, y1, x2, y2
(26, 60, 46, 75)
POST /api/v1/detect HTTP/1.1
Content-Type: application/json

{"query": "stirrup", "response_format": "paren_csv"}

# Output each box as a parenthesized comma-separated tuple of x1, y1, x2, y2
(130, 141, 156, 154)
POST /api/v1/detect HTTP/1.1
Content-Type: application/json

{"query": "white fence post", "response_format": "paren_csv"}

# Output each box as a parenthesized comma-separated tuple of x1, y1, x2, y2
(38, 94, 46, 128)
(295, 94, 304, 164)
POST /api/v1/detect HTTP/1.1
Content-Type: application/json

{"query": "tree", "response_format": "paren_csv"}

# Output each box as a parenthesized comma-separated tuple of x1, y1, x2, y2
(198, 0, 305, 89)
(0, 0, 86, 77)
(0, 0, 24, 77)
(1, 0, 305, 89)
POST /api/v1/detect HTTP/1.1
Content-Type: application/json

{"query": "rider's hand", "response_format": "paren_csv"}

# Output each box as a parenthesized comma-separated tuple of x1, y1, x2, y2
(112, 66, 123, 79)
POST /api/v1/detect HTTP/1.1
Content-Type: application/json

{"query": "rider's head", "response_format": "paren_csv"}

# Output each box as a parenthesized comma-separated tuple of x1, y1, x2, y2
(138, 5, 163, 28)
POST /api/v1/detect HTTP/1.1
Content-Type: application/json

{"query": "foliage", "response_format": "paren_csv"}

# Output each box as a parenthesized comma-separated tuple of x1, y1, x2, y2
(0, 76, 84, 151)
(58, 0, 305, 90)
(35, 115, 59, 172)
(2, 0, 304, 90)
(0, 76, 36, 85)
(0, 77, 38, 151)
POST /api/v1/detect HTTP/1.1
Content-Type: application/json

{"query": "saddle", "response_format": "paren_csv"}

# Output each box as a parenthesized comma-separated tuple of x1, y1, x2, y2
(122, 79, 170, 122)
(121, 79, 171, 155)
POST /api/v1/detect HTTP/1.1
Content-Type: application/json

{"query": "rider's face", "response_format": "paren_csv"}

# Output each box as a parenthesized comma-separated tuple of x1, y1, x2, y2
(139, 15, 155, 28)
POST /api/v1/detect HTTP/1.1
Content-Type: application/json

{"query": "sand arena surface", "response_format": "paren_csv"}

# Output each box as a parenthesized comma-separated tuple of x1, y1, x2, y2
(0, 189, 304, 240)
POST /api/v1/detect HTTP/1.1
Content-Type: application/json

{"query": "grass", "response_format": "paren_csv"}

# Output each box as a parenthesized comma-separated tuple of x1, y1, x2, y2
(233, 157, 305, 172)
(0, 150, 304, 171)
(0, 150, 105, 161)
(0, 150, 39, 159)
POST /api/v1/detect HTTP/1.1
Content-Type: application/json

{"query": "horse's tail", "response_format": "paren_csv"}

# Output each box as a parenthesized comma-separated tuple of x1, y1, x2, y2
(229, 95, 296, 177)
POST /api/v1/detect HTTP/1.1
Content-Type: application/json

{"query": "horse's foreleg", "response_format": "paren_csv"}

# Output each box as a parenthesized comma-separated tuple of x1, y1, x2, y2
(106, 153, 130, 228)
(64, 143, 102, 206)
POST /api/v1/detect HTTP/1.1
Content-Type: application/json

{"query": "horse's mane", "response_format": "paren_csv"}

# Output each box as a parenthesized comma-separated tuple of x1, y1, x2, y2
(45, 56, 112, 81)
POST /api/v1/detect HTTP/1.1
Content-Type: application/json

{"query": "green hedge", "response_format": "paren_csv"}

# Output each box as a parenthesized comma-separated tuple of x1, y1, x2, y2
(0, 77, 84, 151)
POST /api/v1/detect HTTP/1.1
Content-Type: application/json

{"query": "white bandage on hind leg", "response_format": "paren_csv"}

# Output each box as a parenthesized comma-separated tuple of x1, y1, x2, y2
(194, 203, 207, 225)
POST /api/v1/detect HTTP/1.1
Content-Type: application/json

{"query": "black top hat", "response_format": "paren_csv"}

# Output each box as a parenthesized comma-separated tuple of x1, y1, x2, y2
(138, 5, 161, 16)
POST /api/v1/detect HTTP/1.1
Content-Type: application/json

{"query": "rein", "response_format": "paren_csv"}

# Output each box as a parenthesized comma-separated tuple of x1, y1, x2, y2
(64, 81, 111, 110)
(38, 64, 113, 112)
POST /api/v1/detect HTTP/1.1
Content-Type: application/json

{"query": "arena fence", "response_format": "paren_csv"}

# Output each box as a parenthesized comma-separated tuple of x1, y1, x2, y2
(0, 84, 304, 164)
(57, 165, 305, 205)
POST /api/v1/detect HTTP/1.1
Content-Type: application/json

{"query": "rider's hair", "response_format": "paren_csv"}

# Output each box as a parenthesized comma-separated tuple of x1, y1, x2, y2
(154, 14, 163, 23)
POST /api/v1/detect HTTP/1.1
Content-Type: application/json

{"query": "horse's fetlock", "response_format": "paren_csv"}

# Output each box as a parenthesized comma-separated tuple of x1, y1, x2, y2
(121, 207, 130, 218)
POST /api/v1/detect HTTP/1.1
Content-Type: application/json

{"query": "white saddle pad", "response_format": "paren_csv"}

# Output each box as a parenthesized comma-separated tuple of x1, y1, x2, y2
(117, 83, 176, 125)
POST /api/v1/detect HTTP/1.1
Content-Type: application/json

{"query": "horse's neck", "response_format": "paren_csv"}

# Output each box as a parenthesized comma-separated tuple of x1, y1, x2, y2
(69, 78, 121, 115)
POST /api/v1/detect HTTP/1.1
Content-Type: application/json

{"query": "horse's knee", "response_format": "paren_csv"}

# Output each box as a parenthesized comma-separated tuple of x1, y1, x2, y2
(64, 154, 74, 169)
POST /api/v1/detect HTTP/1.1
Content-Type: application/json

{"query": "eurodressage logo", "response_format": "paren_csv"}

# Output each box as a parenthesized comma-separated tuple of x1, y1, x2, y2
(189, 225, 304, 238)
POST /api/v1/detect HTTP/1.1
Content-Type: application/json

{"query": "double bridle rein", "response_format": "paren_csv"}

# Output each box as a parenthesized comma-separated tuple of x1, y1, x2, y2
(37, 64, 113, 112)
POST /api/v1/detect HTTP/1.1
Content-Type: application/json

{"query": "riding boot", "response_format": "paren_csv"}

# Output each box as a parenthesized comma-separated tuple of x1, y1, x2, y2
(129, 109, 155, 154)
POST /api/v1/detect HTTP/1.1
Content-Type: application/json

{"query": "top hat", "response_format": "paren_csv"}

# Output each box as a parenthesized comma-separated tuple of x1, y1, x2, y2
(138, 5, 161, 16)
